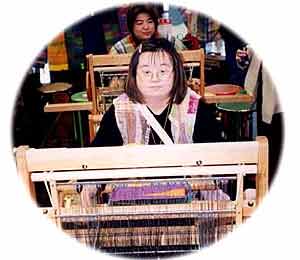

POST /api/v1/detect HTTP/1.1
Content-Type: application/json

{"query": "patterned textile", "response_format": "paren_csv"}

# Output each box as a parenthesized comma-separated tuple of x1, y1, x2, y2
(47, 32, 69, 71)
(109, 181, 192, 205)
(109, 34, 136, 54)
(113, 88, 200, 145)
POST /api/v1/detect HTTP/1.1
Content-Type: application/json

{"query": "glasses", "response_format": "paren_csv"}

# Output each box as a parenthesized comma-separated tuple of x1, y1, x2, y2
(139, 67, 173, 80)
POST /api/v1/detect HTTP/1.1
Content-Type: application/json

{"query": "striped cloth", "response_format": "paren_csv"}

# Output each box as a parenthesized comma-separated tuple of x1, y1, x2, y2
(113, 88, 200, 145)
(109, 34, 136, 54)
(109, 181, 192, 205)
(47, 32, 69, 71)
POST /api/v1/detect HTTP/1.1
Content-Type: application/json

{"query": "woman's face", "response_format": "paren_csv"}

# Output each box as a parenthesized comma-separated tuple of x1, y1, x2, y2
(133, 13, 156, 41)
(136, 51, 174, 101)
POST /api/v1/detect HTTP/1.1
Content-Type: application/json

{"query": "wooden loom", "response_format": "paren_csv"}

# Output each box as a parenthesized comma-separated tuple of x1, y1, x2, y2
(15, 136, 268, 256)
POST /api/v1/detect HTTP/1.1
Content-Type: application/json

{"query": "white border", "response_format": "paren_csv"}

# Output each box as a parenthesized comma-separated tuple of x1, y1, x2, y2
(1, 1, 298, 260)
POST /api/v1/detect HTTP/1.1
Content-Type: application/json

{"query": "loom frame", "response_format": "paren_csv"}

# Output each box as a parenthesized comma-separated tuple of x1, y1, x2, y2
(15, 136, 268, 218)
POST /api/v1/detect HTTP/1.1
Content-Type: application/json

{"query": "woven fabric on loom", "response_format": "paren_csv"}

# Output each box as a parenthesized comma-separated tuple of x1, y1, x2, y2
(109, 182, 192, 205)
(47, 32, 69, 71)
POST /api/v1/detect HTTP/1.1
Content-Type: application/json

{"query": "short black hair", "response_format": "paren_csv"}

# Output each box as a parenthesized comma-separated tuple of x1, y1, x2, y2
(125, 38, 187, 104)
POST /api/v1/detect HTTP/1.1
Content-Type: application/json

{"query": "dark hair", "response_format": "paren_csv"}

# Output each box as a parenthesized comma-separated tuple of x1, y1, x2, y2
(127, 4, 159, 44)
(125, 38, 187, 104)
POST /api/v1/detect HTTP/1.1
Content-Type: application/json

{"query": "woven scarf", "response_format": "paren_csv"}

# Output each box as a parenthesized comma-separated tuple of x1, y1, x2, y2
(47, 32, 69, 71)
(113, 88, 200, 144)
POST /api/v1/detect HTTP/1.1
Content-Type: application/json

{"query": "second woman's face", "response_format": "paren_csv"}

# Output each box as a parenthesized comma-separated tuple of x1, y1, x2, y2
(133, 13, 156, 41)
(136, 51, 174, 101)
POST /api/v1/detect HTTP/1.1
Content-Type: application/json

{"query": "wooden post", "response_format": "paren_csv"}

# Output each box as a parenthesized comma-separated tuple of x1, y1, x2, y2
(15, 146, 36, 202)
(199, 48, 205, 97)
(87, 54, 98, 115)
(85, 71, 91, 101)
(49, 180, 62, 228)
(235, 172, 244, 225)
(256, 136, 269, 205)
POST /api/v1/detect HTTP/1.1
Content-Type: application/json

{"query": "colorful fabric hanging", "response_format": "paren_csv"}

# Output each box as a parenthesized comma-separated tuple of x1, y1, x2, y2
(47, 32, 69, 71)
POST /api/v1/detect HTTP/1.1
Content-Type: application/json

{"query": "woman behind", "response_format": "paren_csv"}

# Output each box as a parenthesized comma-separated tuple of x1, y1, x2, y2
(109, 4, 186, 54)
(91, 38, 222, 146)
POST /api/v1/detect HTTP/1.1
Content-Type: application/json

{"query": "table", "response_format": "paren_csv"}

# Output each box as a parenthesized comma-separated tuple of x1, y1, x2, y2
(204, 84, 253, 104)
(71, 91, 88, 147)
(38, 82, 72, 94)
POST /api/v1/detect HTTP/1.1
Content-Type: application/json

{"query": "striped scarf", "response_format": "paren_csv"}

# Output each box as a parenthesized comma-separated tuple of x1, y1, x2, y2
(113, 88, 200, 144)
(47, 32, 69, 71)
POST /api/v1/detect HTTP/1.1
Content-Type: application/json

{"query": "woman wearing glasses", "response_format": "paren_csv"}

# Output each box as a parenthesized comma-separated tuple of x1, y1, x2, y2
(91, 38, 222, 146)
